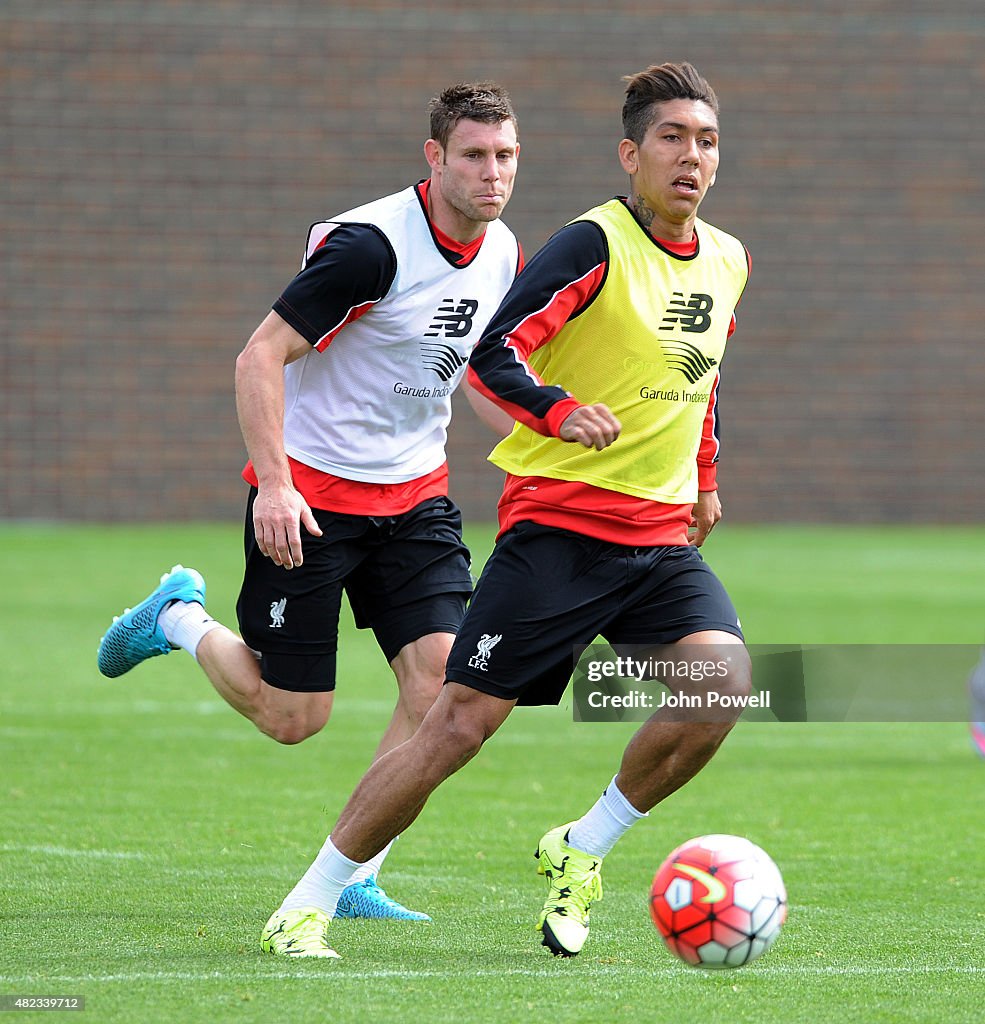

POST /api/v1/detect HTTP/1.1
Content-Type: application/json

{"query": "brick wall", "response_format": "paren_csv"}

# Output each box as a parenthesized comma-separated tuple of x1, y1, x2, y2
(3, 1, 984, 523)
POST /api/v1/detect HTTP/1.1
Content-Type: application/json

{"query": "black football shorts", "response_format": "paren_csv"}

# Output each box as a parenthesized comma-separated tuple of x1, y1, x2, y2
(236, 489, 472, 692)
(444, 521, 742, 706)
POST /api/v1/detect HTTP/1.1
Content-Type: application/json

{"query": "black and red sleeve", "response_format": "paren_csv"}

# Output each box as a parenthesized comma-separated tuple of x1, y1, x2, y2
(696, 245, 751, 489)
(272, 223, 397, 351)
(467, 220, 608, 436)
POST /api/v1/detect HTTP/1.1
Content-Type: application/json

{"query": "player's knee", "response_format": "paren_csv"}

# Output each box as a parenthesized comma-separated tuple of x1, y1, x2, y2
(392, 642, 452, 723)
(430, 701, 490, 765)
(261, 718, 323, 745)
(265, 723, 313, 745)
(716, 648, 752, 701)
(400, 674, 445, 727)
(257, 695, 332, 745)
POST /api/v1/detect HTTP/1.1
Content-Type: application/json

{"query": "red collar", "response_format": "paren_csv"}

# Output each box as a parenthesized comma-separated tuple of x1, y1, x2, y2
(417, 180, 486, 264)
(654, 232, 698, 257)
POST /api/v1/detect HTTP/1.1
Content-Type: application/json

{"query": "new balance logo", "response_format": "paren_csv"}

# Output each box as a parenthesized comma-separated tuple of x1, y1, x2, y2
(662, 341, 717, 384)
(421, 342, 467, 382)
(425, 298, 479, 339)
(661, 292, 714, 333)
(269, 597, 286, 629)
(468, 633, 502, 671)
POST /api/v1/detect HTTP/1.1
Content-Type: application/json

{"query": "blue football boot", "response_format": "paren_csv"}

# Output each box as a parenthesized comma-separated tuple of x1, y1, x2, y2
(97, 565, 206, 678)
(334, 877, 431, 922)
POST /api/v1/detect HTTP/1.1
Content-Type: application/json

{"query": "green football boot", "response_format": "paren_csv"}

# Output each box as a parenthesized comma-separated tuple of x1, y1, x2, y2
(535, 822, 603, 957)
(260, 907, 340, 959)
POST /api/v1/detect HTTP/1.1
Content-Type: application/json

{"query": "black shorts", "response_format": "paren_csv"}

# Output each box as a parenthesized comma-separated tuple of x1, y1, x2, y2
(445, 521, 743, 706)
(236, 490, 472, 693)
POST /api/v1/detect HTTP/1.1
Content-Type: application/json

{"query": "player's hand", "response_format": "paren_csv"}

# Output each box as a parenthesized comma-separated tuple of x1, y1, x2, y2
(688, 489, 722, 547)
(252, 484, 323, 569)
(559, 404, 621, 451)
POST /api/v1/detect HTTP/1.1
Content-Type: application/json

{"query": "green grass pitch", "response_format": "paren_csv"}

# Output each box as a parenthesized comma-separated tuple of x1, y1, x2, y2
(1, 523, 984, 1023)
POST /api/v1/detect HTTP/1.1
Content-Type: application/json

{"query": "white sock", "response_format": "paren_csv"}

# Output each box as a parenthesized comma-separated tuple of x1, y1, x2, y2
(159, 600, 222, 661)
(280, 836, 363, 915)
(567, 776, 648, 859)
(348, 839, 394, 885)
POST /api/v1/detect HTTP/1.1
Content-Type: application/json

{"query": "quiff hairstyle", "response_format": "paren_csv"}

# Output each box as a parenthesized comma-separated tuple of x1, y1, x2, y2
(427, 82, 518, 150)
(621, 62, 719, 144)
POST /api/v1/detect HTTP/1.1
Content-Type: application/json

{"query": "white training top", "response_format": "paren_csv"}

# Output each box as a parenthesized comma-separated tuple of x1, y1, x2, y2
(281, 186, 520, 483)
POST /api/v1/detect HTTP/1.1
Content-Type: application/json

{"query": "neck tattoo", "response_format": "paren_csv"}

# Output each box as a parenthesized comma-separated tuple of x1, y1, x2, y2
(630, 194, 656, 231)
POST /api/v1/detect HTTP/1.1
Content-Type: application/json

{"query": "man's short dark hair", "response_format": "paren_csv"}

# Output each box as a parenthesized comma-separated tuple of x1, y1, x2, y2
(428, 82, 517, 149)
(622, 62, 719, 144)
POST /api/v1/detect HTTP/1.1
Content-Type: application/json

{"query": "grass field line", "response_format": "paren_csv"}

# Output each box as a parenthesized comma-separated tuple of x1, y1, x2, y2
(0, 697, 396, 718)
(0, 844, 453, 882)
(4, 965, 983, 984)
(0, 699, 231, 717)
(0, 843, 150, 861)
(0, 844, 289, 879)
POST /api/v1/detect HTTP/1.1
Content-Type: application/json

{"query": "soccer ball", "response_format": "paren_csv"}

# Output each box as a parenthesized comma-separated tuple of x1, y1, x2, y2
(649, 834, 787, 969)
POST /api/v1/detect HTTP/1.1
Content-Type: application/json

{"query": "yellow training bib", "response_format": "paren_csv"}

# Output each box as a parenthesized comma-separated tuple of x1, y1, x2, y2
(489, 200, 749, 503)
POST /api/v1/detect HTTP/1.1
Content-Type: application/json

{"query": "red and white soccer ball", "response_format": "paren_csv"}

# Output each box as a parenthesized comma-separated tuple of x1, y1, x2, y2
(649, 834, 787, 969)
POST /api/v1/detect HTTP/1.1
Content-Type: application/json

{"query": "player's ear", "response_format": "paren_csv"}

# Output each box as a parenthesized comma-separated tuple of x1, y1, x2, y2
(424, 138, 444, 171)
(618, 138, 639, 175)
(709, 172, 717, 187)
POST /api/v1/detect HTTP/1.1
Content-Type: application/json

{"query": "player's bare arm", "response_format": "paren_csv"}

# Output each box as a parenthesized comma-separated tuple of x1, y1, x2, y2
(235, 310, 323, 569)
(460, 375, 516, 437)
(559, 404, 621, 451)
(688, 488, 722, 547)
